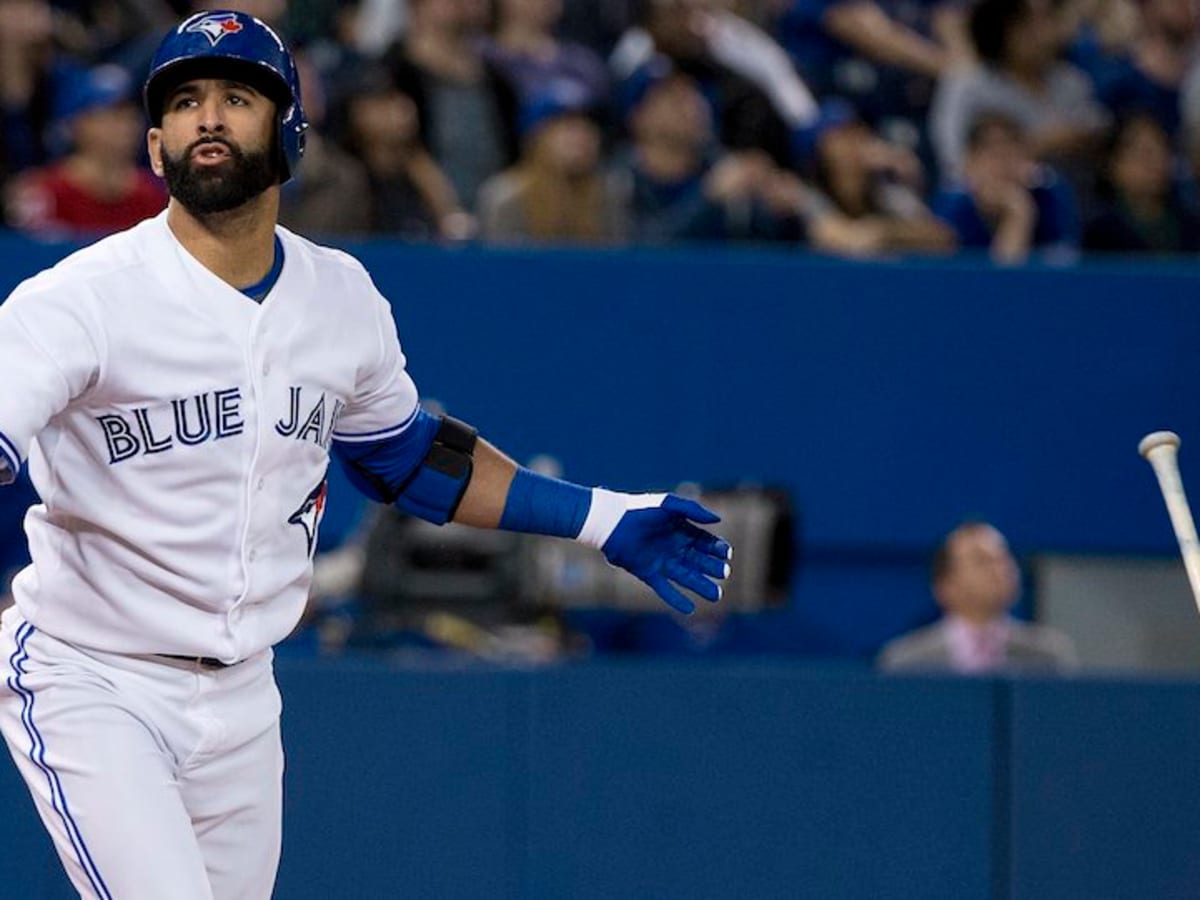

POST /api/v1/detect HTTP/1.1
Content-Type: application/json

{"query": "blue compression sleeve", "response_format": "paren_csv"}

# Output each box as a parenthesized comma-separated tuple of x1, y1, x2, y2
(331, 409, 441, 503)
(499, 468, 592, 538)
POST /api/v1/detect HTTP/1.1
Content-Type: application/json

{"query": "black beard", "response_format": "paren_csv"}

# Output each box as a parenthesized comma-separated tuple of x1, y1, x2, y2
(161, 138, 278, 215)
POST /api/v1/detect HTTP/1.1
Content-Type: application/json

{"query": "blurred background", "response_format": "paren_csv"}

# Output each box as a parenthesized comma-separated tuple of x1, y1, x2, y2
(2, 0, 1200, 897)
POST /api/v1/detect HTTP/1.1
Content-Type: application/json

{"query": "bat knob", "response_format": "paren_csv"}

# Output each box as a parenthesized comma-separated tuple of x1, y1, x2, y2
(1139, 430, 1181, 460)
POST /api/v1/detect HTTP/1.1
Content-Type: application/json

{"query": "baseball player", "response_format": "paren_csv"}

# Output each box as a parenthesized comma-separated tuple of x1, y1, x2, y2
(0, 11, 732, 899)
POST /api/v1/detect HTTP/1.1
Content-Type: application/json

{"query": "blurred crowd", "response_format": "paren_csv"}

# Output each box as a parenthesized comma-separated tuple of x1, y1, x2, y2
(2, 0, 1200, 262)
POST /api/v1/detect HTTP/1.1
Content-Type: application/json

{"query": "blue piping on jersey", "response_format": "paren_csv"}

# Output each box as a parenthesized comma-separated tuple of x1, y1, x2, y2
(8, 622, 113, 900)
(0, 428, 19, 475)
(331, 404, 421, 443)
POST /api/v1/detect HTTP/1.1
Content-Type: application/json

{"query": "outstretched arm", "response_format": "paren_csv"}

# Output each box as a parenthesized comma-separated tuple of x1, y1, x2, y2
(449, 436, 517, 529)
(333, 412, 733, 614)
(457, 439, 734, 614)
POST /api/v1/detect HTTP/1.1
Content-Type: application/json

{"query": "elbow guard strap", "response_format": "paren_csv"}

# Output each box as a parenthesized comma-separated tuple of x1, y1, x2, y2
(394, 415, 478, 525)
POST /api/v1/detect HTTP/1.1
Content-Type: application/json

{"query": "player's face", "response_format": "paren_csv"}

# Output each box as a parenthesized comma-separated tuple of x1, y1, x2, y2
(149, 78, 278, 215)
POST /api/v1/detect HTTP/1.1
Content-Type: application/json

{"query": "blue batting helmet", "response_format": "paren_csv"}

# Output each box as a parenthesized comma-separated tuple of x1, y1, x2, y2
(144, 10, 307, 182)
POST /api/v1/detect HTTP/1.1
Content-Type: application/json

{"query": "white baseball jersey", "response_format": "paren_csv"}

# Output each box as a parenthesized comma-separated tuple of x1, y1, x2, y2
(0, 210, 418, 662)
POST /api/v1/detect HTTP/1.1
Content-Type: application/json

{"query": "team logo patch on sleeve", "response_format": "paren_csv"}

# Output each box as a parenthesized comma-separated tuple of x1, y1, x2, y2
(186, 12, 244, 45)
(288, 479, 328, 558)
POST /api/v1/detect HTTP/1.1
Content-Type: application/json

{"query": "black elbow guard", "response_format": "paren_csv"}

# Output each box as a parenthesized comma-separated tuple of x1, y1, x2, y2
(395, 415, 478, 525)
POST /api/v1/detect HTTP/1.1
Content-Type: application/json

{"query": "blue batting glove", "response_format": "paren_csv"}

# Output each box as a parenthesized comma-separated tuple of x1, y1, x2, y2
(578, 491, 734, 614)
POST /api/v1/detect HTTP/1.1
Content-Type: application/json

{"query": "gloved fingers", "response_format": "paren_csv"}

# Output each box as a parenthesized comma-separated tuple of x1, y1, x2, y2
(678, 524, 733, 562)
(664, 561, 722, 603)
(683, 547, 732, 580)
(647, 574, 697, 614)
(661, 494, 721, 525)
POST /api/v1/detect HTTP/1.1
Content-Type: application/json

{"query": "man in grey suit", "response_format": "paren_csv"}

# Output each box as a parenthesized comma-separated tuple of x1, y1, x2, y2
(878, 521, 1077, 674)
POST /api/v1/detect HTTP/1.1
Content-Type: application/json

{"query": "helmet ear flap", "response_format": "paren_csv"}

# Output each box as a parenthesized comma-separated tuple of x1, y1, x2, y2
(143, 10, 308, 182)
(277, 96, 308, 182)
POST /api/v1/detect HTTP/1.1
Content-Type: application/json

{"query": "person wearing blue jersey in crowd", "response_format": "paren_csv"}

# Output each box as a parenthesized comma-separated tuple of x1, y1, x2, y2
(772, 0, 970, 142)
(1069, 0, 1196, 142)
(617, 54, 801, 245)
(932, 111, 1080, 264)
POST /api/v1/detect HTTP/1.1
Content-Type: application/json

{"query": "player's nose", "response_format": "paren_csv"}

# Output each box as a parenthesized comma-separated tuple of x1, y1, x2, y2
(195, 95, 227, 133)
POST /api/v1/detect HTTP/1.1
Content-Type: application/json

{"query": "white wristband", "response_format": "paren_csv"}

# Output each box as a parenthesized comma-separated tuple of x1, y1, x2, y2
(576, 489, 667, 549)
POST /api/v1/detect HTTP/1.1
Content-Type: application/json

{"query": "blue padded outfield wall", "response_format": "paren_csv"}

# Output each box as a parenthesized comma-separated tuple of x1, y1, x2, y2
(3, 662, 1200, 899)
(0, 239, 1197, 654)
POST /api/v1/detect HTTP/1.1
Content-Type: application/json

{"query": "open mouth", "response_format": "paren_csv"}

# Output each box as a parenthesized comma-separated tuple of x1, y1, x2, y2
(192, 142, 232, 165)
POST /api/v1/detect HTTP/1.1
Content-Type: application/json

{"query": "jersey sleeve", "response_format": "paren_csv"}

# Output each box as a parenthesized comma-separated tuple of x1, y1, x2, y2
(332, 283, 420, 444)
(0, 281, 102, 484)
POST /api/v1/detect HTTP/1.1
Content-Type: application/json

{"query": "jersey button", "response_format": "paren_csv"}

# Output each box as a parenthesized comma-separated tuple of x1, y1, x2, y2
(248, 549, 258, 562)
(262, 363, 271, 375)
(256, 478, 265, 491)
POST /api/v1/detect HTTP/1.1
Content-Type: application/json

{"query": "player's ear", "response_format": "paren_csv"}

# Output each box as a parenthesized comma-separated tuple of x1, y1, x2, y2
(147, 128, 164, 178)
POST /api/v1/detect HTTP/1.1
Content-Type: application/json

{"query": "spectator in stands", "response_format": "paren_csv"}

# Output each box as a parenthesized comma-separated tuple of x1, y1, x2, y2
(930, 0, 1108, 187)
(340, 66, 474, 239)
(801, 99, 956, 255)
(932, 111, 1080, 264)
(1070, 0, 1195, 141)
(771, 0, 970, 145)
(346, 0, 409, 57)
(618, 55, 939, 254)
(610, 0, 795, 167)
(878, 520, 1078, 674)
(300, 0, 375, 119)
(483, 0, 611, 108)
(0, 0, 57, 191)
(386, 0, 521, 211)
(1084, 113, 1200, 255)
(5, 64, 165, 239)
(617, 55, 792, 243)
(478, 81, 629, 244)
(279, 50, 374, 237)
(612, 0, 819, 152)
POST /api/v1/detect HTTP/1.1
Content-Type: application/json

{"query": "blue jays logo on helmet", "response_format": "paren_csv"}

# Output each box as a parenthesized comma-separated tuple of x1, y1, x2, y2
(185, 12, 244, 46)
(144, 10, 307, 182)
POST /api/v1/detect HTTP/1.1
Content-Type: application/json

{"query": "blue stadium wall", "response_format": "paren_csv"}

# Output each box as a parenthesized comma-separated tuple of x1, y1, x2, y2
(4, 662, 1200, 899)
(1, 238, 1197, 654)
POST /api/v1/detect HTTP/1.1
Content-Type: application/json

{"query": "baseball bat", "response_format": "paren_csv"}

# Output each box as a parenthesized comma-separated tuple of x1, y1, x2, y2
(1138, 430, 1200, 616)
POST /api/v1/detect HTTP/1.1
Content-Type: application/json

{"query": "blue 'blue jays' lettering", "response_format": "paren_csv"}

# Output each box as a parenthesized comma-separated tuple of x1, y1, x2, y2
(275, 386, 343, 449)
(96, 388, 245, 464)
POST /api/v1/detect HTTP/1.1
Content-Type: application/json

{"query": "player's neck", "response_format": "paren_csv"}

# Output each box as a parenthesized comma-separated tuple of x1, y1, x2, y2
(165, 190, 281, 290)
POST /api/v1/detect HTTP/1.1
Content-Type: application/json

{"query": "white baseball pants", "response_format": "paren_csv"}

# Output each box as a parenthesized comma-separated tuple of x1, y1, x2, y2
(0, 609, 284, 899)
